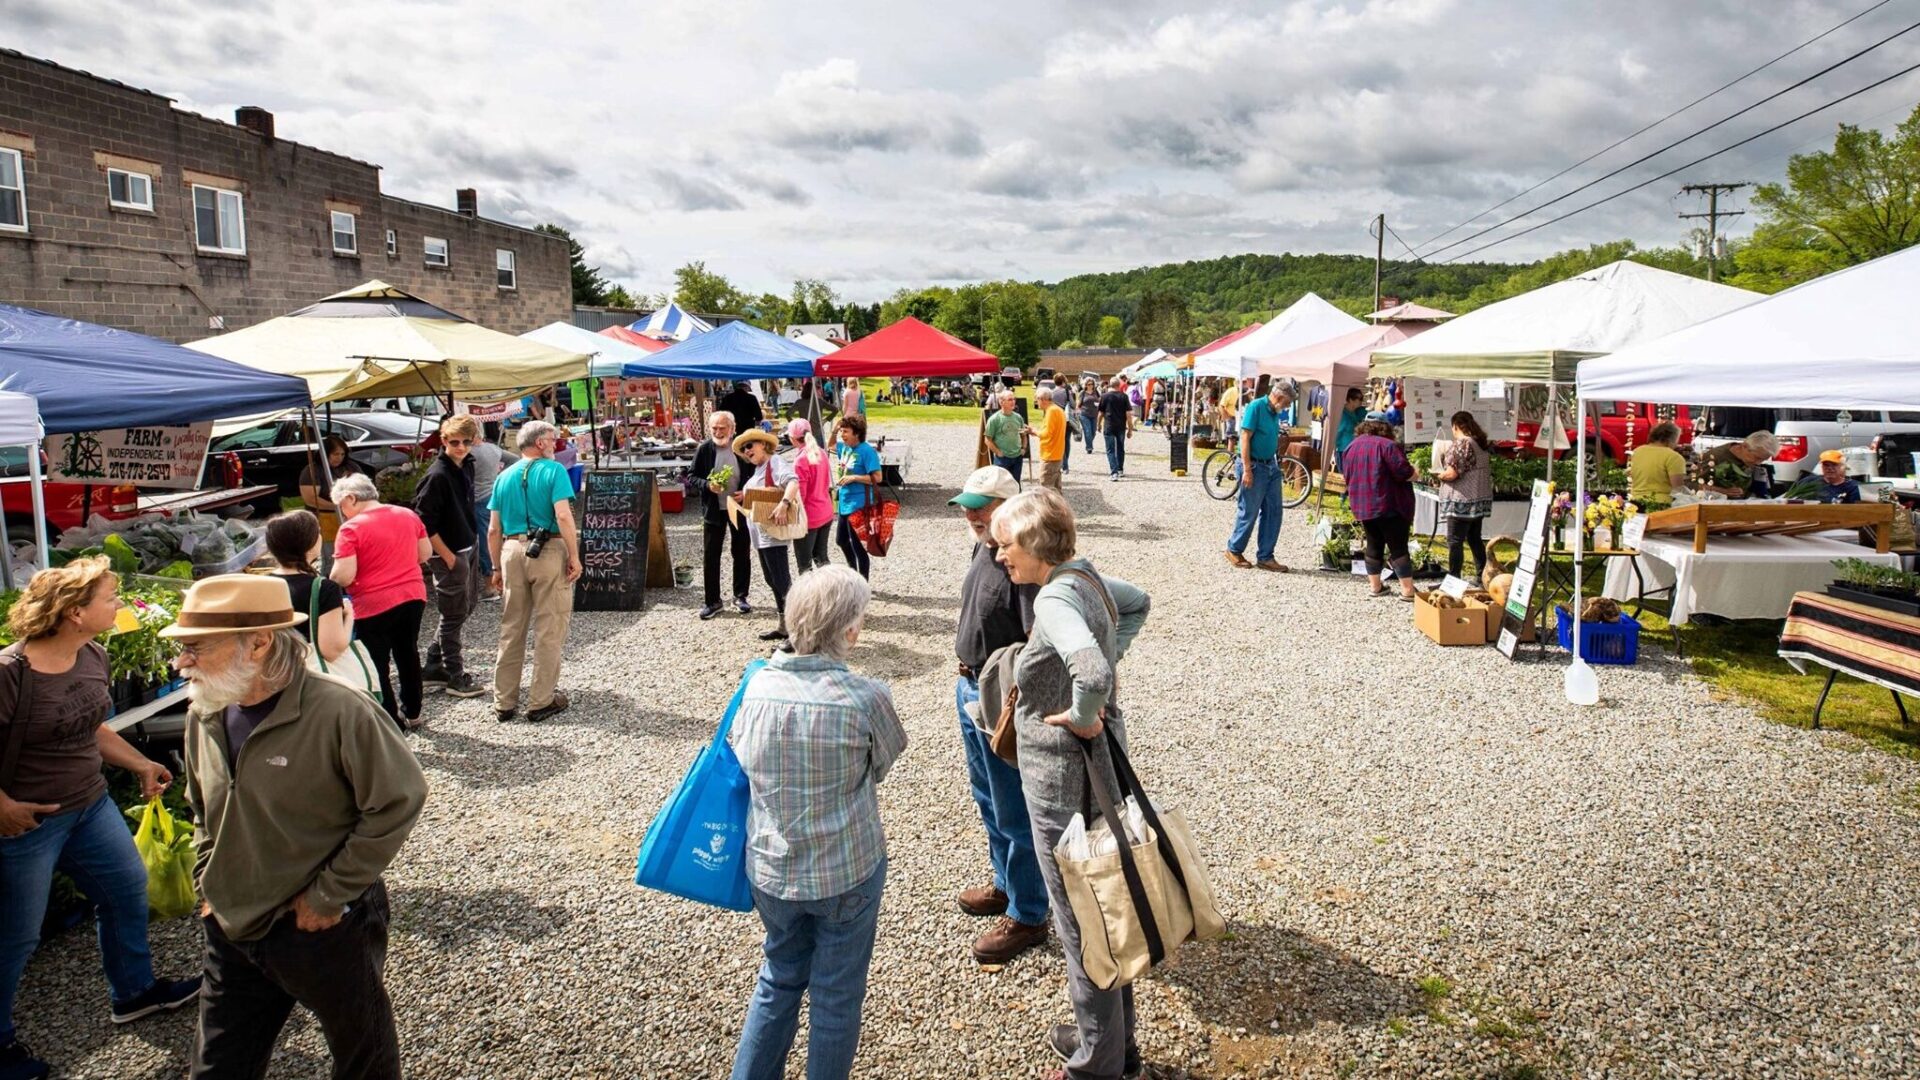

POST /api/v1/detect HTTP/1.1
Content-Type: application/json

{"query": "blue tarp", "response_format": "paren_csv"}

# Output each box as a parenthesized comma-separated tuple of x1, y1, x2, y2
(0, 304, 312, 433)
(619, 320, 820, 380)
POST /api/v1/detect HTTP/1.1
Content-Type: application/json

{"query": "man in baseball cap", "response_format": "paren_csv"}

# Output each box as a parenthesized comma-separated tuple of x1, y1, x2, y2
(166, 575, 426, 1079)
(947, 466, 1050, 963)
(1815, 449, 1862, 504)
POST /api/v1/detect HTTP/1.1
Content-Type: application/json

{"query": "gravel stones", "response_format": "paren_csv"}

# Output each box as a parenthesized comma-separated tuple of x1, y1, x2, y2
(16, 422, 1920, 1078)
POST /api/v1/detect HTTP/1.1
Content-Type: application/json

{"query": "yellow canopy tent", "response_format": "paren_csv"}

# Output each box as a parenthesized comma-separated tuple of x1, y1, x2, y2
(187, 280, 589, 404)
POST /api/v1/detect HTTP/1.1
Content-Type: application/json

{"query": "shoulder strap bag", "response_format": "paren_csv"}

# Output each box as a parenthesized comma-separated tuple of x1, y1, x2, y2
(0, 645, 35, 793)
(988, 568, 1118, 766)
(304, 579, 384, 706)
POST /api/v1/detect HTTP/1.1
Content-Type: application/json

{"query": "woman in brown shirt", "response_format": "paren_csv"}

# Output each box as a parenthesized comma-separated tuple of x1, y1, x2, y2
(0, 558, 201, 1076)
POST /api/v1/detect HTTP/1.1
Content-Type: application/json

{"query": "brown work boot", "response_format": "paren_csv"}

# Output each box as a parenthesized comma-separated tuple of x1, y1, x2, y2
(972, 917, 1049, 964)
(1256, 560, 1290, 573)
(957, 884, 1008, 917)
(1224, 551, 1253, 569)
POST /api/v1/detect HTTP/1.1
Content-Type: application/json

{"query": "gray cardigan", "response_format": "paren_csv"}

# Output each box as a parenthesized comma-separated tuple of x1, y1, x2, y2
(1011, 559, 1150, 815)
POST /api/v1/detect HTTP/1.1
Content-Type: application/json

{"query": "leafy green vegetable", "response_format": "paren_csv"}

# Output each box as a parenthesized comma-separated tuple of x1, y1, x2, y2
(101, 534, 140, 576)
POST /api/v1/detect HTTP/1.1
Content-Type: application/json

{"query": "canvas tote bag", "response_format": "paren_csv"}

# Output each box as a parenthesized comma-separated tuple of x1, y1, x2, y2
(1055, 733, 1226, 990)
(305, 580, 383, 705)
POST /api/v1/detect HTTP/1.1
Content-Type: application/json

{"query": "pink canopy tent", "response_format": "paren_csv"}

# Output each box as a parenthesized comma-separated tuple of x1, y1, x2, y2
(1251, 320, 1437, 499)
(599, 325, 671, 353)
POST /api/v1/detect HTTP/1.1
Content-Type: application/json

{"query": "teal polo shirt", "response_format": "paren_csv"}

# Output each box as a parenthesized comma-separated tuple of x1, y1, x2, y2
(489, 457, 572, 535)
(1238, 398, 1284, 461)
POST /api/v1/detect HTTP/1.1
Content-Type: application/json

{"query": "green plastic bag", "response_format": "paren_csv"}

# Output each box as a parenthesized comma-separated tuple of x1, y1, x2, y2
(130, 797, 197, 919)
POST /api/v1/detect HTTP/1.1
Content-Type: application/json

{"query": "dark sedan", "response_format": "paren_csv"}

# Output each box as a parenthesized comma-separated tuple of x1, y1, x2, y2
(208, 409, 435, 496)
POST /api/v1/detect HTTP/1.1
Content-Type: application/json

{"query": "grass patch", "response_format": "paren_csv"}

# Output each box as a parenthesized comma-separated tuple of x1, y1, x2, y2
(1385, 1017, 1411, 1038)
(1416, 975, 1453, 1002)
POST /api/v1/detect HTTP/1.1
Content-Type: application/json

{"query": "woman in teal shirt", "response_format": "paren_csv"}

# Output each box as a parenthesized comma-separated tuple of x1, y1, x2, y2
(1334, 388, 1366, 471)
(832, 414, 883, 579)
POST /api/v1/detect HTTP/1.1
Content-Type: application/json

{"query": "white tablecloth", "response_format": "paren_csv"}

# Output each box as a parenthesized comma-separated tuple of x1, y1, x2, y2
(1412, 488, 1532, 538)
(1601, 532, 1901, 625)
(878, 439, 911, 483)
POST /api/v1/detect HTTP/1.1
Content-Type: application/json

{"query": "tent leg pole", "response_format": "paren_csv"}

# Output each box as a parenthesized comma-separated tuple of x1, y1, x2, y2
(1572, 389, 1587, 675)
(587, 380, 600, 467)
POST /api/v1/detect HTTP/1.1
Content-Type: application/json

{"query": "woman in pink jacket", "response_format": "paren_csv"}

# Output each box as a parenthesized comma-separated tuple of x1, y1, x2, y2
(786, 419, 835, 573)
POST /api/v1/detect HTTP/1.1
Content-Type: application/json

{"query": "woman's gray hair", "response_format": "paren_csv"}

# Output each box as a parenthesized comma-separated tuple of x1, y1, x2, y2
(1743, 430, 1781, 457)
(1648, 421, 1681, 446)
(785, 566, 871, 661)
(518, 421, 558, 451)
(993, 488, 1076, 566)
(260, 628, 310, 692)
(331, 473, 378, 503)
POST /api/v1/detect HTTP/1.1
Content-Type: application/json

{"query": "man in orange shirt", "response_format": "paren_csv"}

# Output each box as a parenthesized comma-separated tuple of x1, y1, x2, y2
(1033, 390, 1068, 491)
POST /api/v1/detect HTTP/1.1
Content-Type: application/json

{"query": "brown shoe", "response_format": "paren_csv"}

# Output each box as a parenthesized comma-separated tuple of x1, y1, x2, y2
(1224, 551, 1253, 569)
(958, 884, 1008, 917)
(972, 916, 1049, 964)
(1256, 560, 1290, 573)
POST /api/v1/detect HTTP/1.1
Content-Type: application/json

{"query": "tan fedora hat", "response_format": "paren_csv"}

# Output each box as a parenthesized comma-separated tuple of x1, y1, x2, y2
(158, 574, 308, 638)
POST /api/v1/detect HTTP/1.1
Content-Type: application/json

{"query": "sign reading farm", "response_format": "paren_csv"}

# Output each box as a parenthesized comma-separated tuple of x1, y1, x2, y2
(47, 423, 213, 489)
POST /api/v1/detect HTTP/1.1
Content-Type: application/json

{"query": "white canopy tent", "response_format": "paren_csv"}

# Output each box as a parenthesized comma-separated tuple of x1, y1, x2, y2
(520, 320, 661, 378)
(1119, 348, 1170, 378)
(789, 331, 839, 355)
(0, 390, 49, 584)
(1191, 294, 1363, 379)
(1566, 247, 1920, 706)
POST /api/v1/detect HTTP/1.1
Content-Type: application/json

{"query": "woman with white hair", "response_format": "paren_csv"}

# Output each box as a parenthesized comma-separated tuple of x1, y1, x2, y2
(991, 488, 1152, 1080)
(1701, 430, 1780, 499)
(727, 566, 907, 1080)
(329, 472, 431, 729)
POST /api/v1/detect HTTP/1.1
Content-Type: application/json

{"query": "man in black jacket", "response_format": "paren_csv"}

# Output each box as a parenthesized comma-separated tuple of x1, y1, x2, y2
(717, 382, 764, 434)
(688, 411, 755, 620)
(414, 414, 485, 697)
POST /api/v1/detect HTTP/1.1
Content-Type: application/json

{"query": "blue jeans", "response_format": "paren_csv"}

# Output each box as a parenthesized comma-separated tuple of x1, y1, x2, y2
(1061, 429, 1071, 473)
(1104, 431, 1126, 475)
(731, 860, 887, 1080)
(1081, 417, 1097, 452)
(993, 454, 1023, 484)
(0, 792, 156, 1043)
(954, 678, 1049, 925)
(1227, 458, 1284, 563)
(473, 496, 494, 576)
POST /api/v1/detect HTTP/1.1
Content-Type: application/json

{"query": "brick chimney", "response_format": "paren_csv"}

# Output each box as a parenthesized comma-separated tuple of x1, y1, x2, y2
(235, 106, 274, 139)
(456, 188, 477, 216)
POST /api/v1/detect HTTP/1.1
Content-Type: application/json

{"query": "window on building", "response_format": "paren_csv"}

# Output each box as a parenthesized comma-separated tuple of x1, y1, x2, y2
(192, 184, 246, 254)
(330, 210, 357, 255)
(424, 236, 449, 267)
(107, 167, 153, 211)
(385, 228, 397, 257)
(496, 248, 516, 289)
(0, 149, 25, 233)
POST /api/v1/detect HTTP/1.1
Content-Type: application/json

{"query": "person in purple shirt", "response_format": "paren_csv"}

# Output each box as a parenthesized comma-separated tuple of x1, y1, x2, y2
(1342, 416, 1418, 601)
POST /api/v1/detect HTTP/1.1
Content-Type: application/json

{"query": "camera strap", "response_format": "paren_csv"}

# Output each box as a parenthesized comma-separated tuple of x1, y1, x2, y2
(519, 460, 558, 533)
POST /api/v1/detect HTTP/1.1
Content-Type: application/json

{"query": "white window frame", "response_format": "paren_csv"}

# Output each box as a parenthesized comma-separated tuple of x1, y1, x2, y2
(0, 148, 26, 234)
(423, 235, 449, 268)
(385, 228, 397, 257)
(496, 248, 516, 290)
(330, 210, 357, 255)
(191, 183, 246, 255)
(106, 167, 153, 211)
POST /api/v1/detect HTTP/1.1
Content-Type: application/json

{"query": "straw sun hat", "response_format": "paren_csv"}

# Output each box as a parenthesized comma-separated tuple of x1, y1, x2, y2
(157, 574, 308, 638)
(731, 429, 779, 455)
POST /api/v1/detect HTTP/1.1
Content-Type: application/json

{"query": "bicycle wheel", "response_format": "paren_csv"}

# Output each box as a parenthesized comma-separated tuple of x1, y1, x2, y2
(1278, 457, 1313, 508)
(1201, 450, 1240, 500)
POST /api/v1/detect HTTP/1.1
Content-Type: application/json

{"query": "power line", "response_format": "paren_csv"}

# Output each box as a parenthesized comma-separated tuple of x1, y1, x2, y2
(1418, 12, 1920, 261)
(1383, 222, 1427, 264)
(1441, 58, 1920, 263)
(1411, 0, 1897, 254)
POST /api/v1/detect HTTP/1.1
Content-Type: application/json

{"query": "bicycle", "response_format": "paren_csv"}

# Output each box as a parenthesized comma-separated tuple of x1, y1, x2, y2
(1201, 445, 1314, 508)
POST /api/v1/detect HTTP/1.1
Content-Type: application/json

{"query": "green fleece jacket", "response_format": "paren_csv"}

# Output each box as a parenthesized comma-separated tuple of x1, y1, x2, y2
(184, 662, 428, 941)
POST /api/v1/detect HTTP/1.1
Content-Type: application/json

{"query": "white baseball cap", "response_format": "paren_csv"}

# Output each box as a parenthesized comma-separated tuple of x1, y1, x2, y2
(949, 466, 1021, 509)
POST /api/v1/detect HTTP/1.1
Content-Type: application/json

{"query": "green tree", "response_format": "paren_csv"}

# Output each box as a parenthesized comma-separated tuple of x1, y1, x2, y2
(789, 296, 813, 325)
(1129, 289, 1190, 347)
(743, 293, 793, 332)
(1751, 108, 1920, 266)
(879, 286, 951, 327)
(1095, 315, 1126, 348)
(673, 261, 746, 315)
(602, 284, 635, 309)
(983, 282, 1049, 366)
(1051, 283, 1103, 343)
(1726, 222, 1846, 294)
(934, 284, 989, 345)
(844, 304, 873, 339)
(537, 223, 612, 306)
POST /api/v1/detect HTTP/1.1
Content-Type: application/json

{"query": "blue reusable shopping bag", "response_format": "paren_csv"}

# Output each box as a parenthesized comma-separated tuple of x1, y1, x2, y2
(633, 659, 765, 911)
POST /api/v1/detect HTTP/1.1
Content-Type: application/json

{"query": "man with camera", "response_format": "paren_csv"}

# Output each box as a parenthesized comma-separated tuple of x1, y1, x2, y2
(487, 421, 580, 723)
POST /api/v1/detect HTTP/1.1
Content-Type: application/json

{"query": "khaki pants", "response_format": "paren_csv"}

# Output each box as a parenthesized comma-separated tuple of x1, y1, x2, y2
(495, 538, 572, 712)
(1039, 458, 1063, 491)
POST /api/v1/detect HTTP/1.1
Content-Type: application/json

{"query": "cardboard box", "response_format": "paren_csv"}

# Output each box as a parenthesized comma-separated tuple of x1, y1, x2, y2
(1461, 591, 1504, 643)
(1414, 591, 1488, 646)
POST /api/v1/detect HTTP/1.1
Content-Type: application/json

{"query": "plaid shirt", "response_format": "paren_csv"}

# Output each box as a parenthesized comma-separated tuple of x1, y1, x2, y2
(728, 652, 908, 901)
(1342, 433, 1416, 522)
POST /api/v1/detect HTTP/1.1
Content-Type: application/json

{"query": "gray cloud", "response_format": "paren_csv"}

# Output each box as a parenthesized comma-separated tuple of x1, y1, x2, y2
(651, 169, 746, 213)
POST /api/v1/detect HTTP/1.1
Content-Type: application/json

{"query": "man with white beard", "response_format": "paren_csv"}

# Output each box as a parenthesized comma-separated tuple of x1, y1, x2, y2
(162, 575, 426, 1080)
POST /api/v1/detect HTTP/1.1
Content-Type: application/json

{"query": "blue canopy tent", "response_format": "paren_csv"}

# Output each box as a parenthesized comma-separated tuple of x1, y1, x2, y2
(618, 320, 821, 380)
(0, 303, 312, 432)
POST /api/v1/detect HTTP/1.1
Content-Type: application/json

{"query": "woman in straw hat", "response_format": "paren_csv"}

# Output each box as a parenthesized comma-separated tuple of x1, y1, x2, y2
(732, 429, 802, 642)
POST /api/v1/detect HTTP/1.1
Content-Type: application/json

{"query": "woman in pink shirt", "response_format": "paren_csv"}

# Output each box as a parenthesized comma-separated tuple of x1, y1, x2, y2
(329, 473, 431, 730)
(786, 419, 835, 573)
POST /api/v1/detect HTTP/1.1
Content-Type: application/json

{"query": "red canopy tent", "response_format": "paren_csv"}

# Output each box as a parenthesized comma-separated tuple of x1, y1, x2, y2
(813, 317, 998, 377)
(599, 325, 671, 353)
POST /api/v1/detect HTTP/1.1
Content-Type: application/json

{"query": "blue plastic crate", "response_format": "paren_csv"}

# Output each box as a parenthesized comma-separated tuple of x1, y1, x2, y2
(1555, 606, 1641, 666)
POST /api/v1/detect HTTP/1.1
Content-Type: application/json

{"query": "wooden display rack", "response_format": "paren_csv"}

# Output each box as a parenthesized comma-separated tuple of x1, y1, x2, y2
(1641, 502, 1894, 554)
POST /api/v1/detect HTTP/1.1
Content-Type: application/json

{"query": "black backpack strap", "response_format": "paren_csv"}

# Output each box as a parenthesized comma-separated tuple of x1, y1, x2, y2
(0, 646, 36, 794)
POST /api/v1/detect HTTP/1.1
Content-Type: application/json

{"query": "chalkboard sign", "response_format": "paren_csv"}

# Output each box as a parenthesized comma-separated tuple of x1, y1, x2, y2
(575, 470, 652, 611)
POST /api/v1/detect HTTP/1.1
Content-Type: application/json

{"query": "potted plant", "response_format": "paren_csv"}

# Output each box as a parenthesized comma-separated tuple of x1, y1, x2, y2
(1827, 557, 1920, 616)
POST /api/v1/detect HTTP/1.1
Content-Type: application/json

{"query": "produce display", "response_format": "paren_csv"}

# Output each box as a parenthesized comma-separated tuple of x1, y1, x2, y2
(51, 513, 261, 578)
(1409, 444, 1629, 496)
(0, 577, 182, 688)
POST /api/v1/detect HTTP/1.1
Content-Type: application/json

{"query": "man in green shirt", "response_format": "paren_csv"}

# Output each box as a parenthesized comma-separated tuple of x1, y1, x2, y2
(983, 391, 1028, 484)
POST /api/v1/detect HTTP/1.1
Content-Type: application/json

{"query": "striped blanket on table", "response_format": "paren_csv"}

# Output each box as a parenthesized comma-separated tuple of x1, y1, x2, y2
(1777, 591, 1920, 697)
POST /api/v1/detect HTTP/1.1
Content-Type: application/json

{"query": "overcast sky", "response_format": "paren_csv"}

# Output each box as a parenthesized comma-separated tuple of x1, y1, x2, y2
(10, 0, 1920, 301)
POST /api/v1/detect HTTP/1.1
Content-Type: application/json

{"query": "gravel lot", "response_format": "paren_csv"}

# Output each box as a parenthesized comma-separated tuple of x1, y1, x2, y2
(18, 419, 1920, 1079)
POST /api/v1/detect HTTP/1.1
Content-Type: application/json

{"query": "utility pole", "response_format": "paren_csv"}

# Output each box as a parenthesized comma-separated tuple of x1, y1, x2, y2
(1677, 182, 1748, 282)
(1372, 214, 1384, 312)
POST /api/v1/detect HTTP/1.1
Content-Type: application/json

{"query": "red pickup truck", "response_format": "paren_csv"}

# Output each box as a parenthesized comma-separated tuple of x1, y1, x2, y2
(0, 449, 273, 542)
(1512, 402, 1694, 462)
